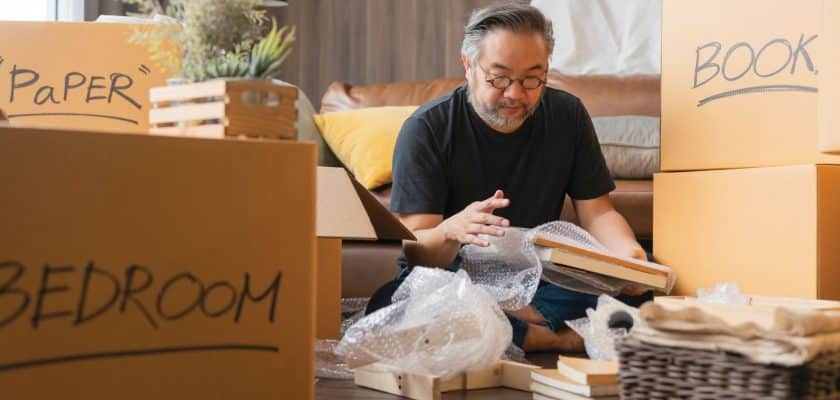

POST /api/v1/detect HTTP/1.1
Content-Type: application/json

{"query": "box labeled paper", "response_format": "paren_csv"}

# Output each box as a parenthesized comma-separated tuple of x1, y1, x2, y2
(0, 22, 169, 132)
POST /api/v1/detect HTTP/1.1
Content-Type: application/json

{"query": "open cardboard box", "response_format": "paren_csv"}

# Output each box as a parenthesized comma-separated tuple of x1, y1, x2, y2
(315, 167, 415, 339)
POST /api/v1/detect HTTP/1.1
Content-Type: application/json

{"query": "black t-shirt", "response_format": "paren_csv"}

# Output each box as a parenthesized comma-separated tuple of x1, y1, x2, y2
(390, 85, 615, 230)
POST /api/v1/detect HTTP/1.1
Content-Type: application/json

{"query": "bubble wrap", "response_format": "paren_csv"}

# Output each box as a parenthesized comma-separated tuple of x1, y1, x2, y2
(462, 221, 674, 301)
(333, 221, 673, 377)
(315, 339, 354, 379)
(336, 267, 511, 379)
(459, 227, 542, 310)
(566, 295, 641, 361)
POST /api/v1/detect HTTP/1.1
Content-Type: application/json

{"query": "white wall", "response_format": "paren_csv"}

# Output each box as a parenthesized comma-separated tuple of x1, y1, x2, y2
(532, 0, 661, 75)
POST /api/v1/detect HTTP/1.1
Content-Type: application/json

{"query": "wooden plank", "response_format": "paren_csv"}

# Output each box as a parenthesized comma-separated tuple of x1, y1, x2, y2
(500, 360, 540, 392)
(149, 79, 227, 103)
(149, 102, 226, 124)
(549, 249, 668, 289)
(464, 363, 503, 390)
(556, 356, 618, 386)
(354, 366, 442, 400)
(148, 124, 226, 138)
(534, 235, 668, 276)
(354, 360, 540, 397)
(226, 82, 296, 140)
(439, 373, 465, 393)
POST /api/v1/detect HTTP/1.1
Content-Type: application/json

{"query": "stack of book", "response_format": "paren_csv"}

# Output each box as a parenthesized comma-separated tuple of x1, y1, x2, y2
(530, 356, 620, 400)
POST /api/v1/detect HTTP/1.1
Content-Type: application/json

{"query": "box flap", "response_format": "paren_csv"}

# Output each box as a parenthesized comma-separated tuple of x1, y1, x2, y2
(350, 176, 416, 241)
(316, 167, 377, 240)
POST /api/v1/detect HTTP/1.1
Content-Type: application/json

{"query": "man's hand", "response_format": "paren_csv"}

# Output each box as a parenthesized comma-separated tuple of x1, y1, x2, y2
(438, 190, 511, 247)
(619, 246, 650, 296)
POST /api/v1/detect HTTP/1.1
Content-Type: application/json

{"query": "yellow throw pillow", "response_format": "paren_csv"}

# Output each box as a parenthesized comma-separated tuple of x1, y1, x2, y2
(312, 106, 418, 189)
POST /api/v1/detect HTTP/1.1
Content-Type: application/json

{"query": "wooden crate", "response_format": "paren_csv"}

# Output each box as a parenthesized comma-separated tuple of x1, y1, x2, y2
(149, 79, 297, 140)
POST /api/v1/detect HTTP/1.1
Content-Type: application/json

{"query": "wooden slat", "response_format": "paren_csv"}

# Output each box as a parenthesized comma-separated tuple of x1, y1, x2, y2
(500, 360, 541, 392)
(354, 366, 442, 400)
(534, 235, 668, 277)
(149, 80, 227, 103)
(550, 249, 668, 289)
(226, 82, 297, 140)
(464, 363, 503, 390)
(149, 102, 226, 124)
(353, 360, 538, 398)
(148, 124, 226, 139)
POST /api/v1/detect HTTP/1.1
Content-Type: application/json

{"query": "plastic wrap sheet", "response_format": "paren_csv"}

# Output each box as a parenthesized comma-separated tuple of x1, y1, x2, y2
(336, 268, 511, 379)
(459, 226, 542, 311)
(566, 295, 641, 361)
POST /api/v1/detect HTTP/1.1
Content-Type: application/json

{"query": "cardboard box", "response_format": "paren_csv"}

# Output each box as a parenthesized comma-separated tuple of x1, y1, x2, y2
(0, 22, 169, 133)
(819, 0, 840, 154)
(661, 0, 840, 171)
(315, 167, 415, 339)
(0, 126, 317, 399)
(653, 165, 840, 299)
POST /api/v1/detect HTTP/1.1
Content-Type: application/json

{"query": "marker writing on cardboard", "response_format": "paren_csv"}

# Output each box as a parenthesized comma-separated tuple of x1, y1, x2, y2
(0, 260, 283, 372)
(0, 260, 282, 329)
(2, 61, 146, 124)
(693, 34, 818, 107)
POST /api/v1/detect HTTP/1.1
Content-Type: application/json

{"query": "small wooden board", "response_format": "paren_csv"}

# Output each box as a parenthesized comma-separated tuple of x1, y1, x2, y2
(534, 235, 667, 277)
(354, 360, 539, 400)
(555, 356, 618, 386)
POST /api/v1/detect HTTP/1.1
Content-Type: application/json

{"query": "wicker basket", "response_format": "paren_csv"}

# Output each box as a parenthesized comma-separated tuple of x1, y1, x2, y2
(616, 336, 840, 400)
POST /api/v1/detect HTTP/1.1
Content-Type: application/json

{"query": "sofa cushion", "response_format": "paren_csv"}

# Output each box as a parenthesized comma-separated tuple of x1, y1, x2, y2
(313, 106, 417, 189)
(320, 78, 465, 112)
(593, 115, 660, 179)
(559, 179, 653, 239)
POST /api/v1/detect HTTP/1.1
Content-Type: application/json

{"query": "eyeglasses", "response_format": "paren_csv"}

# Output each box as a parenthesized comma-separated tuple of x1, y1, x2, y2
(479, 64, 547, 90)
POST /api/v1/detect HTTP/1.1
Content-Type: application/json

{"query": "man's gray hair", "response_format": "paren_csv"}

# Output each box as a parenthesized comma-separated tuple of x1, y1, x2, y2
(461, 3, 554, 67)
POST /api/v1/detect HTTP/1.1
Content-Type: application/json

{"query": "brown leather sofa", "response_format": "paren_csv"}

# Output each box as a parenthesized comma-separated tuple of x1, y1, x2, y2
(317, 72, 659, 298)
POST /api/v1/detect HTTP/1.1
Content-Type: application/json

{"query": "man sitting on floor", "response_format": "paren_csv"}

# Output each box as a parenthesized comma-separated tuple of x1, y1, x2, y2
(366, 2, 651, 352)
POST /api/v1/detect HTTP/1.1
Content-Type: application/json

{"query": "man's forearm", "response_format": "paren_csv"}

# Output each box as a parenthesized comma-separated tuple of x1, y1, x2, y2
(581, 210, 645, 259)
(402, 226, 462, 267)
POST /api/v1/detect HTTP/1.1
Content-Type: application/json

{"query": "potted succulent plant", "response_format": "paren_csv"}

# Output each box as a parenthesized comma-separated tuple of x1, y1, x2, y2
(125, 0, 299, 139)
(124, 0, 294, 82)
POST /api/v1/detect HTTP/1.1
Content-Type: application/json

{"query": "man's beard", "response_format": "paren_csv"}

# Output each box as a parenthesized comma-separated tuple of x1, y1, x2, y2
(467, 85, 539, 131)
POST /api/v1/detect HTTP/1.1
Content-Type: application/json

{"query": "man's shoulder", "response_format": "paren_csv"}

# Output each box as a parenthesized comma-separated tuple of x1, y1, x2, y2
(542, 86, 584, 111)
(407, 86, 467, 126)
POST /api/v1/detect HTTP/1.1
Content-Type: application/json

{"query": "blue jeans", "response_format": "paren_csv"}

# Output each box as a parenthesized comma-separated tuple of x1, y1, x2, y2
(508, 281, 652, 347)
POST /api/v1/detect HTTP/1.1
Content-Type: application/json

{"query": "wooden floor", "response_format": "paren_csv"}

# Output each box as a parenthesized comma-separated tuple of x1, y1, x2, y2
(316, 353, 561, 400)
